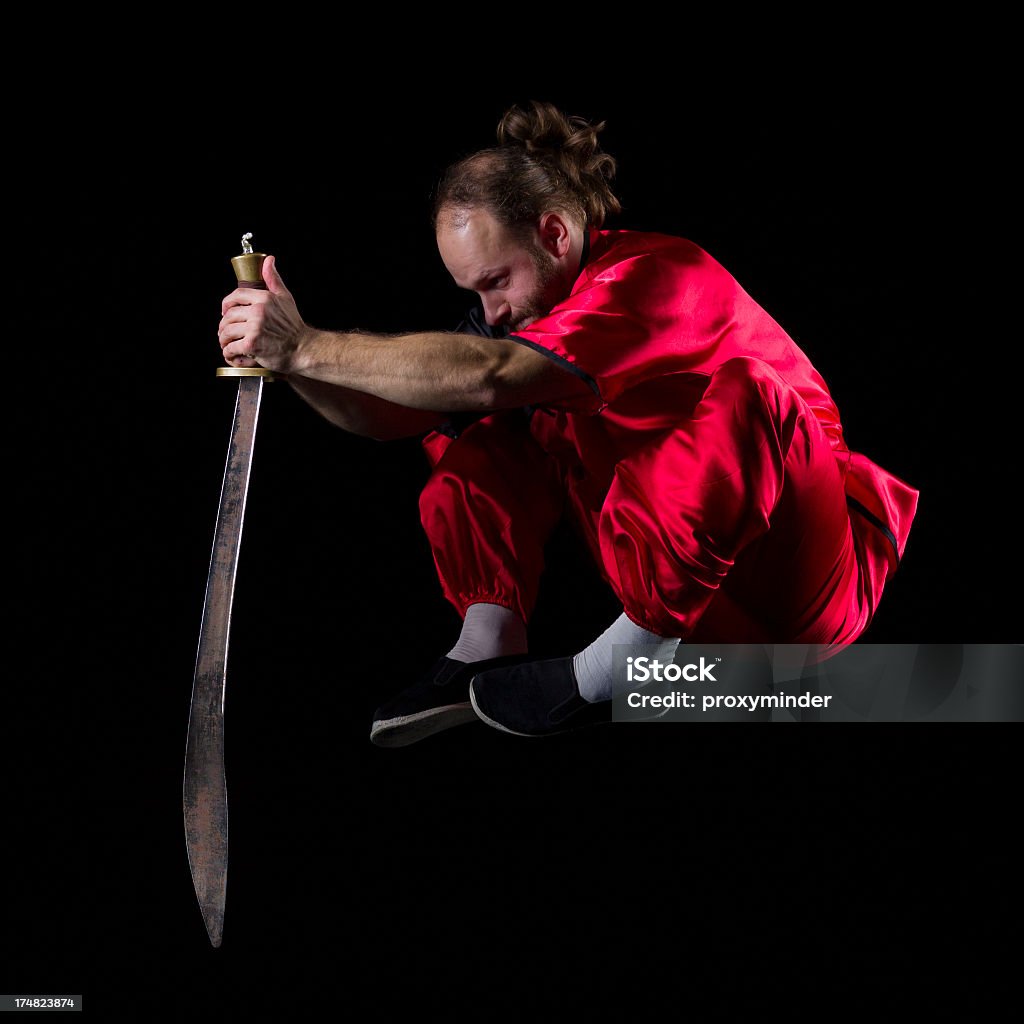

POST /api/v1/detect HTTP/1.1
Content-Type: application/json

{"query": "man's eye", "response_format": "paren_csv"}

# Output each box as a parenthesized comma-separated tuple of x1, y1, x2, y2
(491, 277, 509, 290)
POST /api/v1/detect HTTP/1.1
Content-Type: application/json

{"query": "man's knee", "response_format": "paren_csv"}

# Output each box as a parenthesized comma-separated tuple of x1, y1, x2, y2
(706, 356, 808, 456)
(418, 432, 494, 524)
(418, 412, 563, 524)
(708, 356, 787, 407)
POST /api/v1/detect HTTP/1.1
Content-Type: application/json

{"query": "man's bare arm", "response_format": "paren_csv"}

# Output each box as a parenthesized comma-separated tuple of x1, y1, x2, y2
(283, 328, 591, 412)
(218, 257, 595, 413)
(285, 376, 448, 441)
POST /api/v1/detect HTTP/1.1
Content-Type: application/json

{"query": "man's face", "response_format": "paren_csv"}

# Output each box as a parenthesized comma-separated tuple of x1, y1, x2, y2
(437, 207, 571, 332)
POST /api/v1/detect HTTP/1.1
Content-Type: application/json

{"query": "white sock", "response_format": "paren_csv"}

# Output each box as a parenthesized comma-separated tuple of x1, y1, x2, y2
(446, 603, 529, 663)
(573, 611, 681, 702)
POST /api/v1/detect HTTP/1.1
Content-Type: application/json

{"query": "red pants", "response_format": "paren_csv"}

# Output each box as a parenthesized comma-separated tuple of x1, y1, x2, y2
(419, 357, 904, 646)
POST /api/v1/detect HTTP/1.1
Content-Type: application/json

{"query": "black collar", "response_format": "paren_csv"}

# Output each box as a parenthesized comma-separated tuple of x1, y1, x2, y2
(577, 225, 592, 276)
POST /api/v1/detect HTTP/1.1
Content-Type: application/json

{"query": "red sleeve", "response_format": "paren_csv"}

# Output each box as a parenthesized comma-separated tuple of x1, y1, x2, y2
(508, 234, 739, 414)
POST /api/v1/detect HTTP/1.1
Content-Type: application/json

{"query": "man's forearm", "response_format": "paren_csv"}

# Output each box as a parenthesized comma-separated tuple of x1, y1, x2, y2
(286, 375, 448, 441)
(220, 265, 587, 411)
(292, 329, 503, 411)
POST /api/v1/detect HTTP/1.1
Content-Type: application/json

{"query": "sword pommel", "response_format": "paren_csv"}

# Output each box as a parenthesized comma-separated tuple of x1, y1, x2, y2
(230, 232, 268, 290)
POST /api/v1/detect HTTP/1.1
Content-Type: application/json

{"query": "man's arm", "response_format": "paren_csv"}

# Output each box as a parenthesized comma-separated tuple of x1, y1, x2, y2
(218, 256, 594, 414)
(282, 328, 589, 412)
(284, 377, 448, 441)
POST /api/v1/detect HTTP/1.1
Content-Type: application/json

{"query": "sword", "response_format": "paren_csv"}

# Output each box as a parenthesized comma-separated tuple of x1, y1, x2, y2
(183, 233, 273, 948)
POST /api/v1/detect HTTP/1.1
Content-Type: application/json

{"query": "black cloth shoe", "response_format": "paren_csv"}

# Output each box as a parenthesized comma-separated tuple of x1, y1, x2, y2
(469, 656, 611, 737)
(370, 653, 533, 748)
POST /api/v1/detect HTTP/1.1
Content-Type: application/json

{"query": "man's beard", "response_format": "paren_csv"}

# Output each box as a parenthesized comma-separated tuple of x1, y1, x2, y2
(510, 242, 566, 331)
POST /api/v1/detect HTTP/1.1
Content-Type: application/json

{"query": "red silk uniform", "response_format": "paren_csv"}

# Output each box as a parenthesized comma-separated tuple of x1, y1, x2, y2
(419, 229, 919, 648)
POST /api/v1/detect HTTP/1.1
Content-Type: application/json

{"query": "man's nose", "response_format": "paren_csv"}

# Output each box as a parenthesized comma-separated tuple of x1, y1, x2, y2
(482, 297, 512, 327)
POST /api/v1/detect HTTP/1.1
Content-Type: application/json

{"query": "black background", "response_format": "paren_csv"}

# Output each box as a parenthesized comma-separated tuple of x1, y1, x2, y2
(8, 70, 1018, 1015)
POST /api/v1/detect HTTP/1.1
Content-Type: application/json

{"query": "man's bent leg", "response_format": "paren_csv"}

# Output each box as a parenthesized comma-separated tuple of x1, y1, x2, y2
(470, 359, 866, 735)
(418, 410, 566, 628)
(598, 356, 862, 646)
(371, 411, 566, 746)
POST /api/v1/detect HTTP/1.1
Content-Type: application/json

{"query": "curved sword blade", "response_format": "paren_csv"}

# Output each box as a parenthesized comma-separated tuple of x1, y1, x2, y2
(184, 376, 265, 948)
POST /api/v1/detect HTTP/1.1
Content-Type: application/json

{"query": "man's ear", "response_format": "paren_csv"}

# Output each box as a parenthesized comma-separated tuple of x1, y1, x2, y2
(537, 211, 572, 258)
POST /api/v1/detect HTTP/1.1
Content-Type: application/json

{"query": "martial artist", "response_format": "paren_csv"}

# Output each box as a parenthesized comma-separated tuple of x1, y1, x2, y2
(217, 101, 919, 744)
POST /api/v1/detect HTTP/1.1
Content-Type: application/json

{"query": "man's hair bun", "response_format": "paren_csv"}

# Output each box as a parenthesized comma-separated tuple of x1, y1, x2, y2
(496, 101, 621, 227)
(433, 100, 622, 231)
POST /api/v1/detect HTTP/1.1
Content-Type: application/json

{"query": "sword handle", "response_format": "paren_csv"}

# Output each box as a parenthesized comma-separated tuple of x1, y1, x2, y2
(221, 243, 274, 379)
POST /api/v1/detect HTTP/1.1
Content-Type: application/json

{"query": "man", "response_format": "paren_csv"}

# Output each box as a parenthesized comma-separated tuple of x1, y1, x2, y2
(218, 101, 919, 746)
